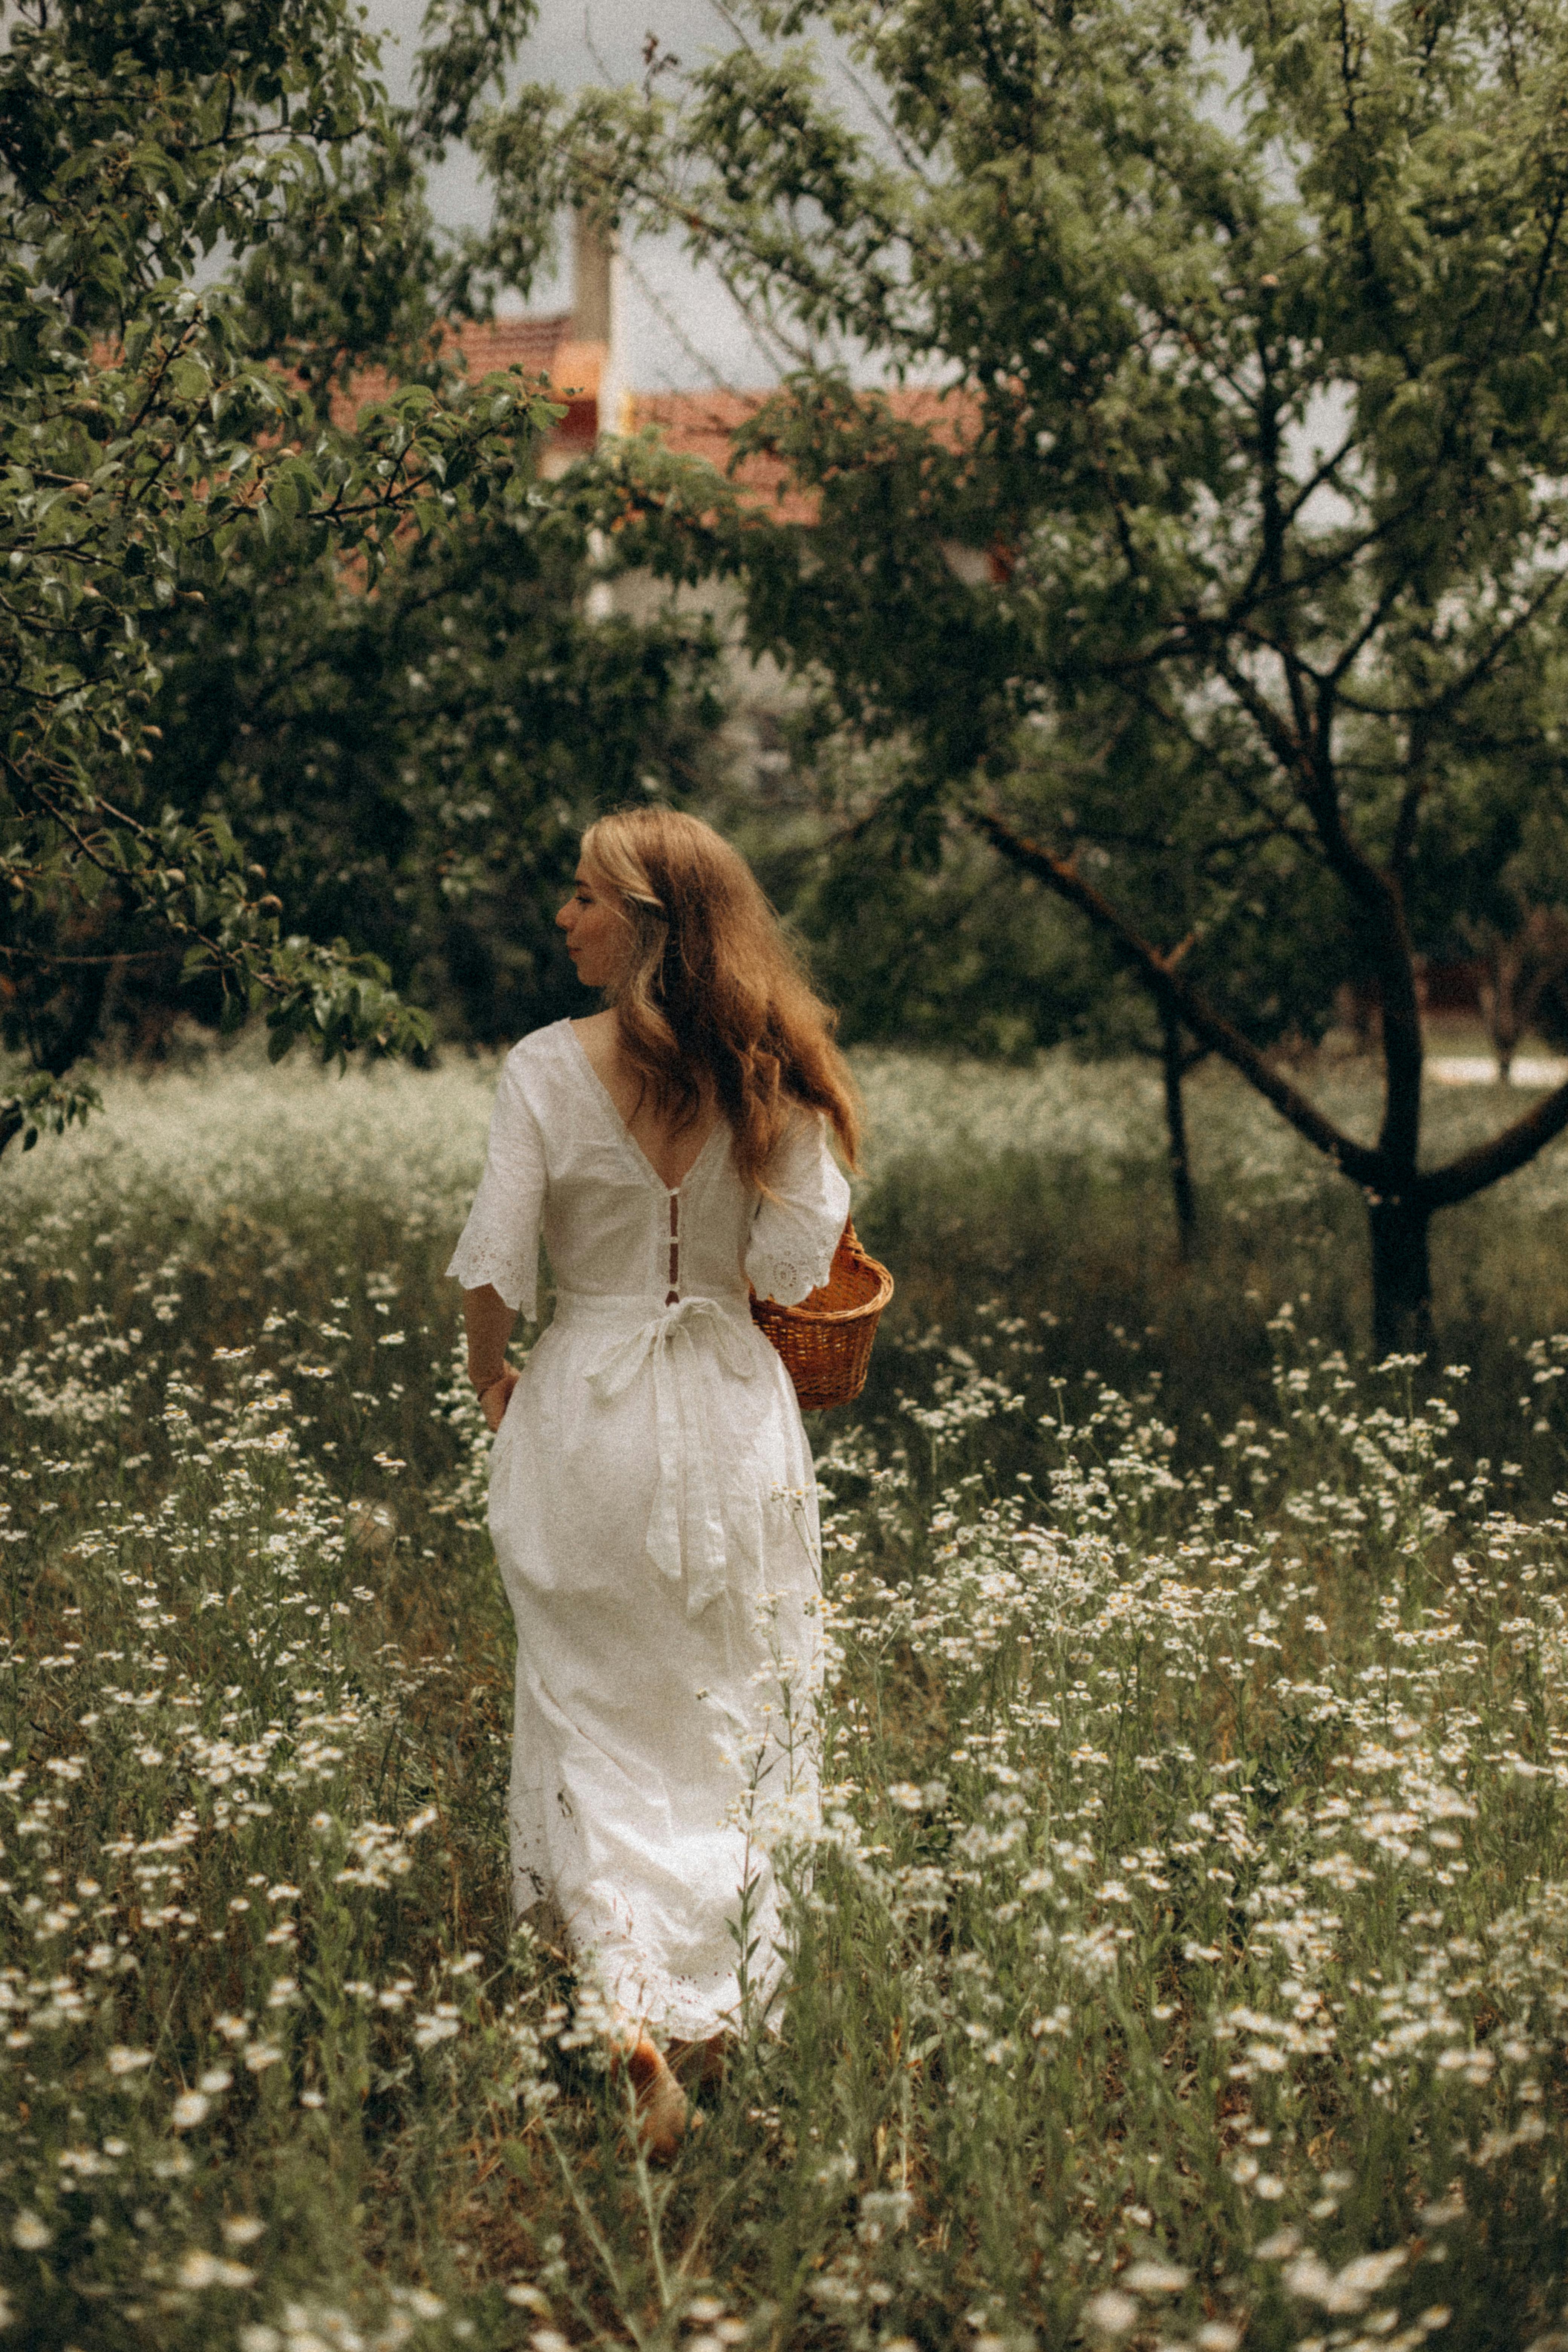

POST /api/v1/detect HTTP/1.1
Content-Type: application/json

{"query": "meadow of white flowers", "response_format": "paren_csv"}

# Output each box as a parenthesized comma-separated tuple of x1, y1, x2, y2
(3, 1041, 1568, 2352)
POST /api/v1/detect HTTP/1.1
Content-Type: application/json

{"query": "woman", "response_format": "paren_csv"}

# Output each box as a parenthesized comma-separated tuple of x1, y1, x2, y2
(447, 807, 858, 2156)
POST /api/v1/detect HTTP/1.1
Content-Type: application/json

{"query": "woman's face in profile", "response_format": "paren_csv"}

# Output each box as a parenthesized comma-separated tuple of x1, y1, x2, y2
(556, 861, 629, 990)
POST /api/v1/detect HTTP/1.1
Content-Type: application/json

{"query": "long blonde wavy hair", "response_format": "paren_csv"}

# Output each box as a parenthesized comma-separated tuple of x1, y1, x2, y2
(579, 806, 861, 1196)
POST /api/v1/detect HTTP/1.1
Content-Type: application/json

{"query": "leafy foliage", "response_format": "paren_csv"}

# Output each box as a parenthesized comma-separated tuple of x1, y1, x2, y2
(495, 0, 1568, 1335)
(0, 0, 559, 1153)
(132, 501, 727, 1049)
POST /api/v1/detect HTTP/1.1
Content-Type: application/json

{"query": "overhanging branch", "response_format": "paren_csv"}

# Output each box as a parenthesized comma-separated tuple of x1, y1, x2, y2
(1420, 1080, 1568, 1208)
(969, 805, 1385, 1188)
(973, 806, 1568, 1222)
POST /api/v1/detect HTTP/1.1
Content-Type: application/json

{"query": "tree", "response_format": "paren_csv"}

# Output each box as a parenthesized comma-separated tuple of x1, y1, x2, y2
(492, 0, 1568, 1347)
(1461, 900, 1568, 1083)
(729, 733, 1343, 1254)
(1444, 783, 1568, 1082)
(0, 0, 553, 1155)
(123, 495, 726, 1050)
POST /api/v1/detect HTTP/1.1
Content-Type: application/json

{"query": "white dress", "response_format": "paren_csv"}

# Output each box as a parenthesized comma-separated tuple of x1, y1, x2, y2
(446, 1018, 851, 2040)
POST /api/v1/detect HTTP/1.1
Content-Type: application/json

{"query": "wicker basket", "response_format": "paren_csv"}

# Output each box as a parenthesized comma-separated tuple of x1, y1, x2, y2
(749, 1218, 894, 1411)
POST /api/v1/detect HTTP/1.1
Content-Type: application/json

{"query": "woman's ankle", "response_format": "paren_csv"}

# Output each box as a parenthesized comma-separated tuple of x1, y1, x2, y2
(623, 2035, 665, 2087)
(612, 2032, 688, 2159)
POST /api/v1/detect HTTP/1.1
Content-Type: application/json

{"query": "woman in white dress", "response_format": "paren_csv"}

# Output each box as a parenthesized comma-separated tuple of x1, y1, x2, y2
(446, 807, 858, 2155)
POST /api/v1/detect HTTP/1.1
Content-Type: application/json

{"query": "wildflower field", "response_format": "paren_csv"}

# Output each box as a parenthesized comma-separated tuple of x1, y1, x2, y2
(6, 1041, 1568, 2352)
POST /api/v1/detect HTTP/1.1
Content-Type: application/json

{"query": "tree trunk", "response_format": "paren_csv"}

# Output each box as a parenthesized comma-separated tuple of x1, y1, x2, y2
(1475, 933, 1530, 1084)
(1159, 1001, 1198, 1260)
(969, 810, 1568, 1349)
(1368, 1190, 1433, 1357)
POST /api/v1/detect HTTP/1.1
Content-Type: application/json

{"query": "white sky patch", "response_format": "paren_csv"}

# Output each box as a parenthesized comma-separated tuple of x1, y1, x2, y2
(363, 0, 891, 388)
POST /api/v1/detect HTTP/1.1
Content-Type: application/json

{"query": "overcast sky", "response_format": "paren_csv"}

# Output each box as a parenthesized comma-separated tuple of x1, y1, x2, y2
(362, 0, 853, 392)
(360, 5, 1262, 409)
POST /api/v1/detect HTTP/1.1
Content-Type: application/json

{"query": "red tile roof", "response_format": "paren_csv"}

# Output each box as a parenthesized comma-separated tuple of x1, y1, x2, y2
(327, 321, 985, 530)
(332, 317, 603, 443)
(622, 385, 981, 523)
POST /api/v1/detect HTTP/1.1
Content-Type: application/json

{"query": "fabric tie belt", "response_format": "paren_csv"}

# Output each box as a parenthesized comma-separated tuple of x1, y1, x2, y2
(577, 1294, 758, 1614)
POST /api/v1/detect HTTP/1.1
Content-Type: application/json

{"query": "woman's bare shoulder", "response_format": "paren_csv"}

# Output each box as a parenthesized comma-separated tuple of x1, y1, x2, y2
(565, 1011, 619, 1090)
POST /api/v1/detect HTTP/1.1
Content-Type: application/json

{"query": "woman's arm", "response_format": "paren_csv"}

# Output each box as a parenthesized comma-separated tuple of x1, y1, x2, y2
(463, 1284, 520, 1431)
(746, 1108, 853, 1305)
(447, 1048, 548, 1430)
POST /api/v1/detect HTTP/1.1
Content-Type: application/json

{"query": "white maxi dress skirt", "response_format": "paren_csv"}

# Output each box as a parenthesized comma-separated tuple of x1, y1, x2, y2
(446, 1019, 851, 2041)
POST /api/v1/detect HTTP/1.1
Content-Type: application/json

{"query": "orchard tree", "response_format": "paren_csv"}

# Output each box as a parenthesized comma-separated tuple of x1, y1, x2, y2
(1444, 750, 1568, 1081)
(750, 736, 1349, 1254)
(0, 0, 551, 1156)
(125, 495, 726, 1051)
(496, 0, 1568, 1346)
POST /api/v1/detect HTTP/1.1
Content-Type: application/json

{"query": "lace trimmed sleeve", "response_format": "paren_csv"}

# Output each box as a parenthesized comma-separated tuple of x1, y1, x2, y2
(746, 1106, 852, 1307)
(446, 1050, 547, 1317)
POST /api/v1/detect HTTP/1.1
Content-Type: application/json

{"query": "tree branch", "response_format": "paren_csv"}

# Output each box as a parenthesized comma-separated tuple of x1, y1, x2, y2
(968, 805, 1384, 1186)
(1421, 1078, 1568, 1208)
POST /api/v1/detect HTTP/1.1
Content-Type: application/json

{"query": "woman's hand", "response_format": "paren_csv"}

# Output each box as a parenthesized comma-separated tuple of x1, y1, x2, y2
(479, 1364, 520, 1432)
(464, 1284, 521, 1432)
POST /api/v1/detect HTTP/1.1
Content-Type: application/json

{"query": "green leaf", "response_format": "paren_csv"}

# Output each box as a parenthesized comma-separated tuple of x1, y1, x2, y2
(168, 356, 211, 403)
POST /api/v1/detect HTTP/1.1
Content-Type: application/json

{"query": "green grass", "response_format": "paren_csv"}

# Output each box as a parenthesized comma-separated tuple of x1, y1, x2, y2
(3, 1038, 1568, 2352)
(852, 1044, 1568, 1483)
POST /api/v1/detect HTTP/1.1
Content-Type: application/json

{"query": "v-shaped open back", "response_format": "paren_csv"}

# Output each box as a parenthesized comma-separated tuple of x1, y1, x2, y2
(565, 1019, 725, 1194)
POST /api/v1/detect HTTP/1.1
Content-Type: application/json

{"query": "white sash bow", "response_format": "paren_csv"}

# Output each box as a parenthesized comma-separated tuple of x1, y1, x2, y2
(582, 1296, 758, 1614)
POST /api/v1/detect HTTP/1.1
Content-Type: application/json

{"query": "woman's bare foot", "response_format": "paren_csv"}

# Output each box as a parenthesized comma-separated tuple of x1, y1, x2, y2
(620, 2034, 688, 2162)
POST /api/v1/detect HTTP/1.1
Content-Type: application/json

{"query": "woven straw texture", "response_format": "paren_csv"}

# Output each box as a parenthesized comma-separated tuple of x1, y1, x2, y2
(749, 1218, 894, 1412)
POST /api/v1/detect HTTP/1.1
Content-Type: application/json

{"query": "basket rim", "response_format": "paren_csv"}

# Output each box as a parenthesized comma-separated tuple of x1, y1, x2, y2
(749, 1245, 893, 1328)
